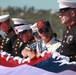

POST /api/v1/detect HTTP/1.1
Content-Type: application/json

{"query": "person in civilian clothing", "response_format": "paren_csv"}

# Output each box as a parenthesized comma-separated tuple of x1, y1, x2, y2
(21, 20, 61, 59)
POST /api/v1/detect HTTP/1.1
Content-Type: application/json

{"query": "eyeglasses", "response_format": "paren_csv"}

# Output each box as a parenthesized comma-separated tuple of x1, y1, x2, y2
(39, 28, 49, 34)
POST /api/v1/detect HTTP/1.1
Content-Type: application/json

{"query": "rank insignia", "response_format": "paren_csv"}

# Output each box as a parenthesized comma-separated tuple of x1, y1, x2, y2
(66, 35, 73, 44)
(19, 42, 23, 47)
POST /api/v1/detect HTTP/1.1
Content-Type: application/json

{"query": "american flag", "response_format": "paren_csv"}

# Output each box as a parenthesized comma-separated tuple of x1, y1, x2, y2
(0, 50, 76, 75)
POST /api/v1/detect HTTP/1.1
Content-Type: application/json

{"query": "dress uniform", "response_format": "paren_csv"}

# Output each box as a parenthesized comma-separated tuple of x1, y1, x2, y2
(58, 0, 76, 61)
(12, 18, 27, 35)
(12, 37, 25, 57)
(12, 19, 35, 57)
(61, 25, 76, 61)
(12, 18, 28, 57)
(0, 15, 17, 54)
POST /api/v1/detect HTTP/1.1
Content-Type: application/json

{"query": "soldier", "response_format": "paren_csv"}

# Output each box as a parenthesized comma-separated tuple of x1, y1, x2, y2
(57, 0, 76, 62)
(12, 19, 35, 57)
(0, 14, 17, 54)
(12, 18, 27, 35)
(11, 18, 27, 57)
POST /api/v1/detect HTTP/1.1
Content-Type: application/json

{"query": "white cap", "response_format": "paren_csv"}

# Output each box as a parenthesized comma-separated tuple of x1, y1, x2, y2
(15, 24, 31, 33)
(58, 0, 76, 9)
(0, 14, 9, 22)
(30, 23, 38, 33)
(12, 18, 27, 25)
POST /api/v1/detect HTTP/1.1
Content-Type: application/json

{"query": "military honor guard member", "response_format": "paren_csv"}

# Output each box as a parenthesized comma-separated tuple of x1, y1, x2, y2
(12, 19, 35, 57)
(12, 18, 27, 35)
(12, 18, 27, 57)
(57, 0, 76, 62)
(0, 14, 17, 54)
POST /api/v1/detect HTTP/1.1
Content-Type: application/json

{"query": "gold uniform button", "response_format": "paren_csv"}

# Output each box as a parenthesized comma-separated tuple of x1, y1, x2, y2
(63, 40, 65, 43)
(4, 37, 6, 39)
(12, 46, 14, 48)
(15, 48, 17, 50)
(2, 40, 4, 42)
(17, 42, 19, 44)
(15, 51, 17, 54)
(62, 45, 64, 47)
(65, 36, 67, 38)
(60, 50, 63, 53)
(69, 26, 71, 29)
(16, 44, 17, 46)
(26, 44, 29, 46)
(67, 31, 69, 33)
(2, 43, 4, 45)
